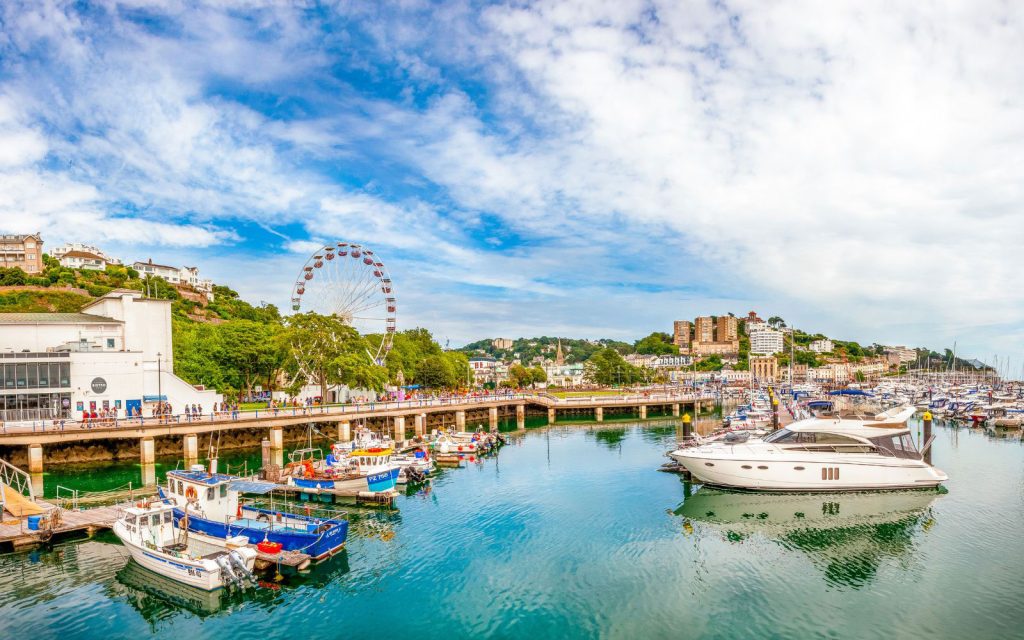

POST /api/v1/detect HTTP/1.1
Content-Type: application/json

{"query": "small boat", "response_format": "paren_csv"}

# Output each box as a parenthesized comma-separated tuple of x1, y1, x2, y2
(296, 446, 401, 492)
(159, 467, 349, 561)
(670, 405, 948, 491)
(113, 500, 258, 591)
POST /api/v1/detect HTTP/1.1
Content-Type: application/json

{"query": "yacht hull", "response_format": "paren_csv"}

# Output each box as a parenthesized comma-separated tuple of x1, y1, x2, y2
(670, 452, 948, 492)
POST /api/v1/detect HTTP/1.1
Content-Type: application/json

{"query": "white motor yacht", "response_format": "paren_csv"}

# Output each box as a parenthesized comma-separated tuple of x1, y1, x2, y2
(670, 406, 948, 491)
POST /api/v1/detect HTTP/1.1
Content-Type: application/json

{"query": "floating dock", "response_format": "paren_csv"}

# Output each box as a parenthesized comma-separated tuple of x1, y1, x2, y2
(0, 501, 120, 552)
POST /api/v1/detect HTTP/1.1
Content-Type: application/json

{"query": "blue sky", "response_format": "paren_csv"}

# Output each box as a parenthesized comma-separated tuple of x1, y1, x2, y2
(1, 1, 1022, 372)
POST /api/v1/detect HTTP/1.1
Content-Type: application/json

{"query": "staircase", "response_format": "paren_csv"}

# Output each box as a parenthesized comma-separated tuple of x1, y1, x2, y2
(1, 458, 42, 518)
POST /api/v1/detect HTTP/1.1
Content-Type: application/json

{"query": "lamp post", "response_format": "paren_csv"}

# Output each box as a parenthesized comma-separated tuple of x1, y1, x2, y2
(157, 352, 163, 419)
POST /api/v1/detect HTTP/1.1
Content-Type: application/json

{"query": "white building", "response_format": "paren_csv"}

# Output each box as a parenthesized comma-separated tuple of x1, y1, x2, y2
(651, 354, 694, 368)
(749, 326, 784, 355)
(133, 258, 182, 283)
(543, 363, 585, 388)
(58, 249, 108, 271)
(0, 290, 221, 423)
(132, 260, 215, 301)
(469, 357, 497, 385)
(51, 243, 122, 266)
(809, 339, 834, 353)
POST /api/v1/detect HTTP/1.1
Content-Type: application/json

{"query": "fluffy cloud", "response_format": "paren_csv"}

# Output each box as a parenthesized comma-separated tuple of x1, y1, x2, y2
(1, 1, 1021, 364)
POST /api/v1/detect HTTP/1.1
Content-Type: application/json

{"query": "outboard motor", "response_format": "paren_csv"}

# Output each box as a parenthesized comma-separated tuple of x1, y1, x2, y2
(228, 551, 257, 586)
(216, 555, 242, 589)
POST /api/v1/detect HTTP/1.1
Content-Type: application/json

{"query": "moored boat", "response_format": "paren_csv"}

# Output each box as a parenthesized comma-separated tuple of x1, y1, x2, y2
(670, 405, 948, 491)
(112, 500, 258, 591)
(159, 468, 349, 560)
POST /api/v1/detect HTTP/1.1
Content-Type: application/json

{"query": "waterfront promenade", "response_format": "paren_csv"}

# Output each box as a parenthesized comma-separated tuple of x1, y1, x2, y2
(0, 391, 714, 472)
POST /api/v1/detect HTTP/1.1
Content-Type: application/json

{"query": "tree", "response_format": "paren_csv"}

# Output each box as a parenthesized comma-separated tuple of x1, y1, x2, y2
(218, 320, 283, 400)
(282, 313, 369, 400)
(584, 348, 641, 386)
(634, 331, 678, 355)
(529, 366, 547, 388)
(508, 364, 532, 388)
(694, 355, 724, 372)
(767, 316, 786, 328)
(416, 354, 458, 389)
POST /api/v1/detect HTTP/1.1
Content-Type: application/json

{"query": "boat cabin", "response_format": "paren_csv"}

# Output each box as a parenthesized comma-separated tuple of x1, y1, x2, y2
(120, 503, 177, 547)
(165, 468, 239, 522)
(763, 427, 922, 459)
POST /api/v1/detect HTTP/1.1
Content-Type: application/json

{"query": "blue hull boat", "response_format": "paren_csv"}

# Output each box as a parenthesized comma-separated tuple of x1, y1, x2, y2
(159, 470, 349, 561)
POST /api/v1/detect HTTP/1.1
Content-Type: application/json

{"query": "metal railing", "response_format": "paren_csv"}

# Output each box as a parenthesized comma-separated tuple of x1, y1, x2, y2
(0, 391, 717, 435)
(0, 456, 35, 502)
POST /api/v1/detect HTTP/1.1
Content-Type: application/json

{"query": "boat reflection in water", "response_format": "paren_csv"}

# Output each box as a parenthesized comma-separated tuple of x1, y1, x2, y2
(113, 550, 353, 621)
(674, 487, 942, 588)
(114, 560, 240, 620)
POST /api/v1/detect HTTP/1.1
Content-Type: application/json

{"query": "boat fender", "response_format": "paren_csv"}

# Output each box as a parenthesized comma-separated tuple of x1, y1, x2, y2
(237, 504, 243, 518)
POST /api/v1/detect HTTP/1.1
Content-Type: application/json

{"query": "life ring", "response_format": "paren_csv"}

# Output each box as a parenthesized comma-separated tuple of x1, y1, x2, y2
(185, 486, 198, 501)
(236, 504, 243, 518)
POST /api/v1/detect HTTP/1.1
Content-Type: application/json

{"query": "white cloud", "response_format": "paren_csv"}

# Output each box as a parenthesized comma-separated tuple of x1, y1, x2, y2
(1, 0, 1022, 359)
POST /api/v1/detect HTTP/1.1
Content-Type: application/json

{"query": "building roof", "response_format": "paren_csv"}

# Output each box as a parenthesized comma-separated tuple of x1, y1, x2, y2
(133, 259, 179, 271)
(0, 312, 122, 324)
(61, 250, 106, 260)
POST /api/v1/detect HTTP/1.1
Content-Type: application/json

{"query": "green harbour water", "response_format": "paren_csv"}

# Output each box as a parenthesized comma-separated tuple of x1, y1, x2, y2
(3, 418, 1023, 639)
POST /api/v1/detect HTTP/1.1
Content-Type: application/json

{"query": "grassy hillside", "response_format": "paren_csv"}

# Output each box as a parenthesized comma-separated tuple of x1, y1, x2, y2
(0, 289, 93, 313)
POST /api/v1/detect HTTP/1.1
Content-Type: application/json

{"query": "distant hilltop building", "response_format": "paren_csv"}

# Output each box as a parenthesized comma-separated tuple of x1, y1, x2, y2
(884, 346, 917, 363)
(749, 325, 784, 355)
(809, 338, 834, 353)
(491, 338, 514, 350)
(750, 355, 779, 382)
(133, 259, 215, 300)
(0, 233, 44, 274)
(52, 243, 122, 267)
(672, 315, 738, 357)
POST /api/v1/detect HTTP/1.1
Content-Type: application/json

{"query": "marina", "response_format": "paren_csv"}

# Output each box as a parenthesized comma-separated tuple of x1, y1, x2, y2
(1, 415, 1022, 638)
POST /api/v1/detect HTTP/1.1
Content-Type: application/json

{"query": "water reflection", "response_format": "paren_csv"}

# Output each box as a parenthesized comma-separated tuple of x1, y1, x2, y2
(674, 488, 941, 588)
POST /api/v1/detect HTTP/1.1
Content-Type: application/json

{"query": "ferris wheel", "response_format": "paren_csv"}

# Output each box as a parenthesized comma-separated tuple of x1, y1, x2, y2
(290, 242, 396, 364)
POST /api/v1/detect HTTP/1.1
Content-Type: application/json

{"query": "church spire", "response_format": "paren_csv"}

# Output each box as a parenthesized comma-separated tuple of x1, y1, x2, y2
(555, 338, 565, 366)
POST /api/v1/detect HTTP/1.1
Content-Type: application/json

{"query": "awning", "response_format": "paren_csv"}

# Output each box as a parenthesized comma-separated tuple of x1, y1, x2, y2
(227, 481, 278, 495)
(829, 389, 874, 397)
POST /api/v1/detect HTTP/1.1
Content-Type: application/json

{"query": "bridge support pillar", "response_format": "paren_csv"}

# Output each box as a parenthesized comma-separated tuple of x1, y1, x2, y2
(269, 427, 283, 451)
(184, 434, 199, 465)
(27, 444, 43, 474)
(516, 404, 525, 429)
(339, 421, 351, 442)
(639, 405, 647, 420)
(672, 403, 680, 417)
(140, 437, 155, 465)
(393, 416, 406, 444)
(142, 463, 156, 487)
(548, 408, 556, 424)
(455, 410, 466, 431)
(415, 414, 426, 438)
(489, 406, 498, 429)
(595, 407, 604, 422)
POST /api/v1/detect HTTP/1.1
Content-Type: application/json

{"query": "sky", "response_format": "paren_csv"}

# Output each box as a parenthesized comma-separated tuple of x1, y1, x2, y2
(0, 1, 1022, 371)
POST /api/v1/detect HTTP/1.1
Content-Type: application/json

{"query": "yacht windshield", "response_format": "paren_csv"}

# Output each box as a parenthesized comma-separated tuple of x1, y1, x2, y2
(763, 429, 791, 443)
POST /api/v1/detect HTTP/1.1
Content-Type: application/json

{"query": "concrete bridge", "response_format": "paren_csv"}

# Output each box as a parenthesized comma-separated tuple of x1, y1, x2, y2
(0, 392, 716, 472)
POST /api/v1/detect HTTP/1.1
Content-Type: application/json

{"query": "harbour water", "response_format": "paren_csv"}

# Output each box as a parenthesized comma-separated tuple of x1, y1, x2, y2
(2, 418, 1023, 639)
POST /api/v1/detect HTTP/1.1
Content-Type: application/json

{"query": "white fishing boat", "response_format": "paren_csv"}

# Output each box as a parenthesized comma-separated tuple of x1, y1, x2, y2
(112, 501, 258, 591)
(670, 405, 948, 491)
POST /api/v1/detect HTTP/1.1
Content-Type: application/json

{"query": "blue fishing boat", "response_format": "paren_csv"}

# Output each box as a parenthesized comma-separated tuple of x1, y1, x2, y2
(158, 467, 348, 561)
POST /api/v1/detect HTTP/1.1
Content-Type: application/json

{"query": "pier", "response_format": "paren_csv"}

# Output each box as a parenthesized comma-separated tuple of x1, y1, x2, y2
(0, 391, 714, 472)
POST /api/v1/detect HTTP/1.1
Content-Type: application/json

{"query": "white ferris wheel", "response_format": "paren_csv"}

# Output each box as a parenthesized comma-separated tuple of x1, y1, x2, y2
(290, 242, 396, 364)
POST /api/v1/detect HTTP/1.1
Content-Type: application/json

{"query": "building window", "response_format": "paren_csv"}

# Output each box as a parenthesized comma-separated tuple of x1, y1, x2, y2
(107, 338, 115, 348)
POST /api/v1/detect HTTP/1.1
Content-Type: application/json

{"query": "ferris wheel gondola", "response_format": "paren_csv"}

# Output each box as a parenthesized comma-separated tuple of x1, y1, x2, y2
(290, 242, 396, 364)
